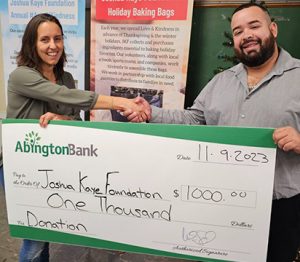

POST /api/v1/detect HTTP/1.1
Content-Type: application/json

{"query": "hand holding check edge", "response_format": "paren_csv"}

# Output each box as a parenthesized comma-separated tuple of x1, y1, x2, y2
(273, 126, 300, 154)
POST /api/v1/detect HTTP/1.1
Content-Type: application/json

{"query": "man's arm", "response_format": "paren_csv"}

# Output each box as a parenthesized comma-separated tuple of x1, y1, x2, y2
(124, 96, 206, 125)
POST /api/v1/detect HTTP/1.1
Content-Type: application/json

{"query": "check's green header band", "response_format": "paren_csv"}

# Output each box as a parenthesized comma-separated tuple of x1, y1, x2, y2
(3, 118, 276, 148)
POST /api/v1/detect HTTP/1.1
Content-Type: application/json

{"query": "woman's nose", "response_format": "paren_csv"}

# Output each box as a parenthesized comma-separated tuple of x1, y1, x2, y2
(49, 39, 57, 48)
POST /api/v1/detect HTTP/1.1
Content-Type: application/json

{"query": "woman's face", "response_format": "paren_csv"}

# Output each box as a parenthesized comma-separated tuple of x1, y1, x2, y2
(36, 21, 64, 70)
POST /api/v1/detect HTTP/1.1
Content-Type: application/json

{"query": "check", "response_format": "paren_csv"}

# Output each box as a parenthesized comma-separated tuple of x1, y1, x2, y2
(2, 119, 276, 262)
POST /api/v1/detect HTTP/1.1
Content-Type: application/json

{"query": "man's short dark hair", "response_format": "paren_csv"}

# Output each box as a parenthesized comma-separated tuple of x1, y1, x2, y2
(232, 2, 270, 17)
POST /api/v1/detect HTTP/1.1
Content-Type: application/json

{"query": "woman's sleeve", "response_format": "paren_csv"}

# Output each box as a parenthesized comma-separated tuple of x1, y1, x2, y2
(8, 67, 98, 111)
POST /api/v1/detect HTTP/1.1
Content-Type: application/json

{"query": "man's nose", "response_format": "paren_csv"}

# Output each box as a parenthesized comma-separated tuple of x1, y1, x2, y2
(242, 28, 254, 40)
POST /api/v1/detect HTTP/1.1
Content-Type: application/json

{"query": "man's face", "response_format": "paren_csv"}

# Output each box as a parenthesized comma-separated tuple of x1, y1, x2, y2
(231, 6, 277, 67)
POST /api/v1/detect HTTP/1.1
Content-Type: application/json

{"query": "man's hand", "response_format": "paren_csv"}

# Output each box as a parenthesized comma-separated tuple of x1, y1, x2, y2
(39, 112, 72, 128)
(122, 97, 152, 122)
(273, 126, 300, 154)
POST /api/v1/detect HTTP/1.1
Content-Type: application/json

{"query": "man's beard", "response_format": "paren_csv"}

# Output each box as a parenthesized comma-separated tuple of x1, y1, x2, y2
(234, 33, 276, 67)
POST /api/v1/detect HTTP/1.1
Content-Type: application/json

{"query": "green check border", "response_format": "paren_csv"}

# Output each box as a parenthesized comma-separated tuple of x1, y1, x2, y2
(10, 225, 227, 262)
(3, 119, 276, 148)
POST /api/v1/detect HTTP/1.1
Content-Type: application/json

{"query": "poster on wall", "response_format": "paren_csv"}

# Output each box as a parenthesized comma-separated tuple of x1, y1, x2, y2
(194, 0, 298, 6)
(0, 13, 5, 119)
(0, 0, 86, 118)
(90, 0, 194, 121)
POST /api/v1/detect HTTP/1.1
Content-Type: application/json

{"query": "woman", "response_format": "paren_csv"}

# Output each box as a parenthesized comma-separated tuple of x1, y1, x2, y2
(7, 13, 148, 123)
(6, 13, 148, 262)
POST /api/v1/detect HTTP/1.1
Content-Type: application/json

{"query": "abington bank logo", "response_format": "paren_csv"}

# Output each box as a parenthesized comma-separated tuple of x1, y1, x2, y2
(15, 131, 98, 157)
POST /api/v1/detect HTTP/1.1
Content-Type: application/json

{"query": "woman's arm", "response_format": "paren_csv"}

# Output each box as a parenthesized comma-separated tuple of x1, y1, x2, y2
(9, 67, 149, 120)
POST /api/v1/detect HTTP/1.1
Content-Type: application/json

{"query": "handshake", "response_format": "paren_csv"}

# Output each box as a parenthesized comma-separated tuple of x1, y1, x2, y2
(119, 96, 152, 122)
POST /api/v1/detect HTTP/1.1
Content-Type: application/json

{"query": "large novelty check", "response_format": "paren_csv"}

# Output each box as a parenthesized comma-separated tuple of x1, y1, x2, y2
(2, 119, 276, 262)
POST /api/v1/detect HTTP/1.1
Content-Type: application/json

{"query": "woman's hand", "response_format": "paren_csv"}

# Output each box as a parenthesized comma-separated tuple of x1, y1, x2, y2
(39, 112, 72, 128)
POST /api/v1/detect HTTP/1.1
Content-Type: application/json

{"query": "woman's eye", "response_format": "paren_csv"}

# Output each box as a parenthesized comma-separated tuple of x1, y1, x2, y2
(54, 37, 63, 42)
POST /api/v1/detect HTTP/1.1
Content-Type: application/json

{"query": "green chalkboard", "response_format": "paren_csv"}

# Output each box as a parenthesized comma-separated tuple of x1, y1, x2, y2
(185, 6, 300, 107)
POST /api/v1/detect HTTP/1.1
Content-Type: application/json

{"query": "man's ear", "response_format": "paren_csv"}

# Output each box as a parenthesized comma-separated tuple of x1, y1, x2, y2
(270, 21, 278, 38)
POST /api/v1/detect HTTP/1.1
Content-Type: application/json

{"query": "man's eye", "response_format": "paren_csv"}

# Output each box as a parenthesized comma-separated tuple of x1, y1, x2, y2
(234, 31, 242, 36)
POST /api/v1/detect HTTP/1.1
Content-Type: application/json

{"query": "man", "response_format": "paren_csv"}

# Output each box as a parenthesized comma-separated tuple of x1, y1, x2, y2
(127, 2, 300, 261)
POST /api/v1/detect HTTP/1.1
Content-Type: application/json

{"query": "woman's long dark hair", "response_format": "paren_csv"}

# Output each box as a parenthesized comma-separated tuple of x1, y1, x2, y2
(17, 13, 67, 80)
